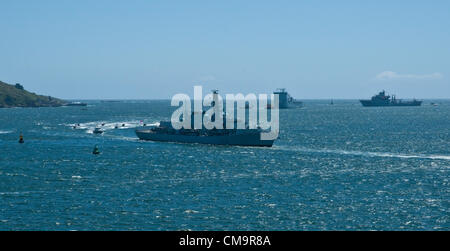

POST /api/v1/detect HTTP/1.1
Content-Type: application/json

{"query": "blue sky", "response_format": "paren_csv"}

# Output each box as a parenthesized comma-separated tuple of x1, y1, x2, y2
(1, 0, 449, 99)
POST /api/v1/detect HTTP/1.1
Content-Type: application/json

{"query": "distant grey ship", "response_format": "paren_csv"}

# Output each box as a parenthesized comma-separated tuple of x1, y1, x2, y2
(136, 123, 274, 147)
(265, 88, 302, 109)
(360, 91, 422, 107)
(65, 102, 88, 107)
(136, 90, 276, 147)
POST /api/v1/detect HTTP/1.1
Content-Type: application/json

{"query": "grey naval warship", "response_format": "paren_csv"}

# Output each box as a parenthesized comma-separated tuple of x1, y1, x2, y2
(245, 88, 302, 109)
(136, 124, 274, 147)
(360, 90, 422, 107)
(274, 88, 303, 109)
(136, 90, 276, 147)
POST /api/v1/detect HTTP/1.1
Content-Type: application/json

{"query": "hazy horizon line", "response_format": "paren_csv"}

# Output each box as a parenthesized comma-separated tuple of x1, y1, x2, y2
(66, 98, 450, 101)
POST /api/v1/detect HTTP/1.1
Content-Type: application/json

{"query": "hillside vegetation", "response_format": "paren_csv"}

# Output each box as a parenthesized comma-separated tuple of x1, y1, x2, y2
(0, 80, 66, 108)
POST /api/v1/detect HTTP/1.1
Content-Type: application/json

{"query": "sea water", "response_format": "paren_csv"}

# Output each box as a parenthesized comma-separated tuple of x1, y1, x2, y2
(0, 100, 449, 230)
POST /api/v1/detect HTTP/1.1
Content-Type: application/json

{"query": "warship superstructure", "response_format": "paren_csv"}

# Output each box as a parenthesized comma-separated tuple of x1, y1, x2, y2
(136, 90, 277, 147)
(272, 88, 303, 109)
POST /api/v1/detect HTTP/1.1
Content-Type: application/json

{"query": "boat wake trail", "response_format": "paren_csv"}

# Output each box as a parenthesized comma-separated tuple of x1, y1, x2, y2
(274, 146, 450, 161)
(63, 120, 159, 134)
(107, 135, 140, 142)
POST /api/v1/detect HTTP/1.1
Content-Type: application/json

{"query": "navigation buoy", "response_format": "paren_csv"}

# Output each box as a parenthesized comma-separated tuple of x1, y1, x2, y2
(19, 134, 24, 144)
(93, 145, 100, 155)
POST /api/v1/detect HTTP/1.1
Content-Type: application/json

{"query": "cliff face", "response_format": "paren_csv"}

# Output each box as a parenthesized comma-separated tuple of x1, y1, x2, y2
(0, 81, 66, 108)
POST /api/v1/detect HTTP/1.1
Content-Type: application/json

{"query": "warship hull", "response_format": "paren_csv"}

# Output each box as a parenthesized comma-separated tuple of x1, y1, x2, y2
(360, 100, 422, 107)
(136, 130, 274, 147)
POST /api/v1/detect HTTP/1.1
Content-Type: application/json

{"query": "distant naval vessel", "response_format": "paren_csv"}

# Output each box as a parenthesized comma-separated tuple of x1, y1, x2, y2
(65, 102, 88, 107)
(360, 91, 422, 107)
(270, 88, 303, 109)
(136, 90, 277, 147)
(136, 124, 274, 147)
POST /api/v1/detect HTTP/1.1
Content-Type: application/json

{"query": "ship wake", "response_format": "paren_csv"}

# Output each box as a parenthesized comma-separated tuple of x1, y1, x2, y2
(63, 120, 159, 134)
(275, 146, 450, 161)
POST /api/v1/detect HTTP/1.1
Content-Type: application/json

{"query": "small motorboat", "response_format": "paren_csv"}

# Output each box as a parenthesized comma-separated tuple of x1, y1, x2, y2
(93, 127, 104, 134)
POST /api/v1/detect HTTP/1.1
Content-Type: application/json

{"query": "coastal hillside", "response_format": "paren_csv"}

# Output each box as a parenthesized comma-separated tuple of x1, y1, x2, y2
(0, 80, 66, 108)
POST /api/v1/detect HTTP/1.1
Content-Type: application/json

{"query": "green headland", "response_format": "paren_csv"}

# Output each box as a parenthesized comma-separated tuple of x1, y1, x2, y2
(0, 80, 66, 108)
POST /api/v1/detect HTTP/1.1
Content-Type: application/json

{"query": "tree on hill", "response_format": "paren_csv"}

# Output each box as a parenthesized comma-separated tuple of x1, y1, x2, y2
(15, 83, 24, 90)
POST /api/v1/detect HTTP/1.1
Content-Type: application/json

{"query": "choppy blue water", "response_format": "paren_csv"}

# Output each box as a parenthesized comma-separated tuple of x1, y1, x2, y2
(0, 100, 449, 230)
